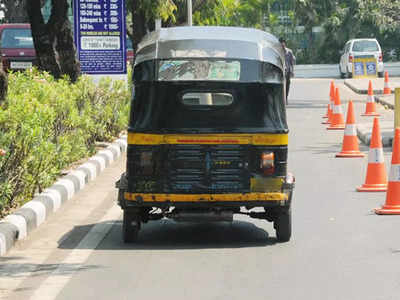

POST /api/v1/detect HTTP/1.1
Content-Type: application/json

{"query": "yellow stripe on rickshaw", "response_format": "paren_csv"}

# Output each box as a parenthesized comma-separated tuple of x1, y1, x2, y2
(124, 192, 288, 202)
(127, 133, 288, 146)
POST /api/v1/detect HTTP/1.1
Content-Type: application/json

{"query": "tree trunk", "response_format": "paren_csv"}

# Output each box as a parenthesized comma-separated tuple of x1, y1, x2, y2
(27, 0, 61, 79)
(3, 0, 29, 23)
(27, 0, 79, 81)
(132, 0, 148, 55)
(0, 70, 8, 104)
(48, 0, 80, 82)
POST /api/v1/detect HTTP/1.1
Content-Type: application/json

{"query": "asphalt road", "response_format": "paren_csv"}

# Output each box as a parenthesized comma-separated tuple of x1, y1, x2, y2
(2, 79, 400, 300)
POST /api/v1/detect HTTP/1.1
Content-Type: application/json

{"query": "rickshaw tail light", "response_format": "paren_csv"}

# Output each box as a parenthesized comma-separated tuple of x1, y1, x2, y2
(260, 152, 275, 175)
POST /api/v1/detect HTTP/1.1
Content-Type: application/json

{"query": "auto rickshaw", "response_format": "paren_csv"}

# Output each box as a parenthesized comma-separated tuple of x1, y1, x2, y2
(116, 26, 295, 243)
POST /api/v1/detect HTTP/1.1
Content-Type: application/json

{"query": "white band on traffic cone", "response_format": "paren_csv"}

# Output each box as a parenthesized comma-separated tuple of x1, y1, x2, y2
(368, 148, 385, 163)
(333, 105, 343, 114)
(367, 95, 374, 103)
(389, 164, 400, 182)
(344, 124, 357, 136)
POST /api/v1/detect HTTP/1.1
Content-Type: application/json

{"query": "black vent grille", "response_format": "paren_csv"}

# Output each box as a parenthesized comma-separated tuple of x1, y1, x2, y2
(166, 144, 250, 193)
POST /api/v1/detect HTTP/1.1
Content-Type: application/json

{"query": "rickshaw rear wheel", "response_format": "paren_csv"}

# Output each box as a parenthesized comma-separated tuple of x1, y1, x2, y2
(122, 210, 140, 243)
(274, 207, 292, 242)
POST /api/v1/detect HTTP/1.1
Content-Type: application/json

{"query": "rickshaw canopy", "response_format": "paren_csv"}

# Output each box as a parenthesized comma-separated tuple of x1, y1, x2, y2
(135, 26, 285, 71)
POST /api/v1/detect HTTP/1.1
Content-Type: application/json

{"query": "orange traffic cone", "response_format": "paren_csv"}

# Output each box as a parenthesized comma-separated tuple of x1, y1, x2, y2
(322, 82, 335, 124)
(375, 128, 400, 214)
(383, 71, 391, 95)
(327, 87, 345, 130)
(362, 81, 380, 116)
(336, 101, 365, 158)
(357, 117, 387, 192)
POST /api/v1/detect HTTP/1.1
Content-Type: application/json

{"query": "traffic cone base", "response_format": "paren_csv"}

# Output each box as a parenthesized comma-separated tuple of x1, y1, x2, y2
(336, 151, 365, 158)
(375, 201, 400, 214)
(327, 125, 345, 130)
(362, 112, 380, 116)
(357, 183, 387, 192)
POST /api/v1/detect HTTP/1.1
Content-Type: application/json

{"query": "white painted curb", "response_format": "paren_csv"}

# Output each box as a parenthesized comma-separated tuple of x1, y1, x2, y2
(0, 135, 127, 256)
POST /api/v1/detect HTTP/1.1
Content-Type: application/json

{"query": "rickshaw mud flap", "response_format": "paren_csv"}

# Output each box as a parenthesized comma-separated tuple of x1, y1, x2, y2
(123, 192, 288, 202)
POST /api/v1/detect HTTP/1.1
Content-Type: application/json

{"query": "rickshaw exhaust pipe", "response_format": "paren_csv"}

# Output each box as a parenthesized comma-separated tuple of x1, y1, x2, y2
(169, 211, 233, 222)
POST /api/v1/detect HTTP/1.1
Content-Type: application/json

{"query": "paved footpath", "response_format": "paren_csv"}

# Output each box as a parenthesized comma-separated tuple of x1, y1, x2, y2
(0, 137, 127, 257)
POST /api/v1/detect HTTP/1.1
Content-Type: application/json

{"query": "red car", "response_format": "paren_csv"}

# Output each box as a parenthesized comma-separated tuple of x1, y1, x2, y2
(0, 24, 37, 72)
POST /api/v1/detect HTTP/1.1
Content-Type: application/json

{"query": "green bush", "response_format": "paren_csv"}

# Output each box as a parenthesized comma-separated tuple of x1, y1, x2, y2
(0, 69, 130, 216)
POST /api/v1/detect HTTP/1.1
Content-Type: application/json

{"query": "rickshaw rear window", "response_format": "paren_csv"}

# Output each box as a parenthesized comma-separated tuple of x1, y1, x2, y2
(158, 60, 241, 81)
(182, 92, 234, 106)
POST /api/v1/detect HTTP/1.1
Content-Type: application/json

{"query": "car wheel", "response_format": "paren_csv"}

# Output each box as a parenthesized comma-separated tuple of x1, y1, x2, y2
(347, 72, 353, 78)
(378, 72, 384, 78)
(274, 207, 292, 242)
(122, 210, 140, 243)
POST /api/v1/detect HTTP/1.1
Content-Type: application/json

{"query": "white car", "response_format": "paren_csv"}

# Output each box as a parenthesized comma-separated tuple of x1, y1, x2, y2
(339, 38, 384, 78)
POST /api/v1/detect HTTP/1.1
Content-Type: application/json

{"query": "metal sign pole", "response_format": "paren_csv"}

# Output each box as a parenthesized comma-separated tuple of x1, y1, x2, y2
(187, 0, 192, 26)
(395, 88, 400, 129)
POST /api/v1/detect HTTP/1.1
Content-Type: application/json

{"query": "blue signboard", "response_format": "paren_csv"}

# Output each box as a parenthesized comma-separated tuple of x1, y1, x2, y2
(73, 0, 126, 74)
(366, 61, 377, 75)
(353, 62, 364, 76)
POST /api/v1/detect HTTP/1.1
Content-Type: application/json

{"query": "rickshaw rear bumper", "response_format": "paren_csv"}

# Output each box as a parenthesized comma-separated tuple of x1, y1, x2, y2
(116, 173, 295, 209)
(120, 187, 294, 209)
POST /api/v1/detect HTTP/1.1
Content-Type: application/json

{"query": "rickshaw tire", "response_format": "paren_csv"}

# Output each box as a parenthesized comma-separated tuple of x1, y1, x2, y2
(122, 210, 140, 243)
(274, 207, 292, 243)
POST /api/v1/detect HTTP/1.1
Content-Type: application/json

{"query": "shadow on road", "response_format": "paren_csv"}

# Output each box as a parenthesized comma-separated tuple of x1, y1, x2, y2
(58, 219, 278, 251)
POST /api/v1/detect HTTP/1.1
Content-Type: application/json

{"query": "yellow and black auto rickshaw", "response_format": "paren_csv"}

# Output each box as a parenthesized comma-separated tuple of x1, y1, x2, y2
(116, 26, 295, 243)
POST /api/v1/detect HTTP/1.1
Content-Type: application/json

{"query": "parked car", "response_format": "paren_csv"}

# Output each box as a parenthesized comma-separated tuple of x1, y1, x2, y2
(0, 24, 37, 72)
(339, 38, 384, 78)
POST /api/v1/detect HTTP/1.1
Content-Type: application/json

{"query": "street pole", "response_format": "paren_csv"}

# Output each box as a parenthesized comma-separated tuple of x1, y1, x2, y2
(187, 0, 192, 26)
(395, 88, 400, 129)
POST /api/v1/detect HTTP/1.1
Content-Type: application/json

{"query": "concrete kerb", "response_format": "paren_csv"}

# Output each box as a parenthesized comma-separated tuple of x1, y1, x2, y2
(344, 79, 387, 95)
(357, 122, 394, 148)
(0, 135, 127, 256)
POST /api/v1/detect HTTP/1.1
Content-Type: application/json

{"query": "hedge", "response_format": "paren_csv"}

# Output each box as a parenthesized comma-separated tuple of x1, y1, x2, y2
(0, 69, 131, 217)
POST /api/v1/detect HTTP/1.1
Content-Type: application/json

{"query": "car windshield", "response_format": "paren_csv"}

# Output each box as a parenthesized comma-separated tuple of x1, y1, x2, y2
(0, 28, 33, 49)
(352, 40, 379, 52)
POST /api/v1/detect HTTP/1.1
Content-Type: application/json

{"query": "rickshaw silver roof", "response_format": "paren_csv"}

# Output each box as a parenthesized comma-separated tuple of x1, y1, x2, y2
(135, 26, 284, 69)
